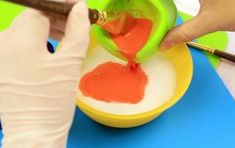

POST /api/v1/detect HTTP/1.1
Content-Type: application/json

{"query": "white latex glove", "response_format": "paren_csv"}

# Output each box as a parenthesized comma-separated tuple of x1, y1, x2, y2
(49, 0, 83, 40)
(0, 0, 90, 147)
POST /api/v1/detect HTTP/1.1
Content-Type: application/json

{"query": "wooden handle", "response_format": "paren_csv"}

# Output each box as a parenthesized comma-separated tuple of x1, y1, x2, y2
(4, 0, 99, 24)
(214, 50, 235, 63)
(5, 0, 72, 15)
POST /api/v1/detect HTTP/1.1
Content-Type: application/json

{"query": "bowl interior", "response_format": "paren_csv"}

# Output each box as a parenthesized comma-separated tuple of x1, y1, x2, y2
(77, 34, 193, 127)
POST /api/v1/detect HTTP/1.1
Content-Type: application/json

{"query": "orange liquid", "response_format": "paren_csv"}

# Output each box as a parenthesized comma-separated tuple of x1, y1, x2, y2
(79, 18, 153, 104)
(79, 62, 148, 104)
(111, 19, 153, 60)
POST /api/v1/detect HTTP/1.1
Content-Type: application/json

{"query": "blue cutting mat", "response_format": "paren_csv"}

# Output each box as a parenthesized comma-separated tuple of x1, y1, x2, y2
(1, 17, 235, 148)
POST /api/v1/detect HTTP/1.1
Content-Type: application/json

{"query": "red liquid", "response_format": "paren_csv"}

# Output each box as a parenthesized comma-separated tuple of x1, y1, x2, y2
(79, 62, 148, 104)
(79, 18, 153, 104)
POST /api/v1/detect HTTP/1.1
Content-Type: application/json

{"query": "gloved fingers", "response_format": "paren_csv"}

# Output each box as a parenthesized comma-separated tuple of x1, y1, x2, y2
(49, 14, 66, 37)
(48, 0, 80, 3)
(58, 0, 90, 58)
(50, 28, 64, 41)
(1, 98, 76, 148)
(0, 30, 8, 43)
(67, 0, 81, 3)
(49, 0, 82, 39)
(8, 9, 50, 50)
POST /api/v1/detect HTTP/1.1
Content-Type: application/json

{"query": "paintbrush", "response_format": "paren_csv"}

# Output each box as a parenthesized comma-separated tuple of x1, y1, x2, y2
(186, 42, 235, 63)
(3, 0, 135, 35)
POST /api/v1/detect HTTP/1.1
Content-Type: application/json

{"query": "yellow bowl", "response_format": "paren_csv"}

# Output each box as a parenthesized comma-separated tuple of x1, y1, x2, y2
(77, 34, 193, 128)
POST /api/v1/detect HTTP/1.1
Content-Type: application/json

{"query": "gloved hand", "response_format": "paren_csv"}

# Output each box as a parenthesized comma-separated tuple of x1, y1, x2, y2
(160, 0, 235, 50)
(0, 0, 90, 148)
(49, 0, 84, 40)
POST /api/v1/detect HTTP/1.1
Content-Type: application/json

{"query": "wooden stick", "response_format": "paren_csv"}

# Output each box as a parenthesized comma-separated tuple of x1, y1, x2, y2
(2, 0, 100, 24)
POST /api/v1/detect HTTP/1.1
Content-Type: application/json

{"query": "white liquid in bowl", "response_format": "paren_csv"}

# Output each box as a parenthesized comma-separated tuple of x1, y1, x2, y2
(78, 45, 177, 115)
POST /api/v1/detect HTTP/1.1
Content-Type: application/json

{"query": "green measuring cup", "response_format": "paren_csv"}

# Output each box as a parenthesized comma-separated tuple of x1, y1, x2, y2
(88, 0, 177, 63)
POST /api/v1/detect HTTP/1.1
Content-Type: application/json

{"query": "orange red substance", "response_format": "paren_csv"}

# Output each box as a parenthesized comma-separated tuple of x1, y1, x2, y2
(79, 17, 153, 104)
